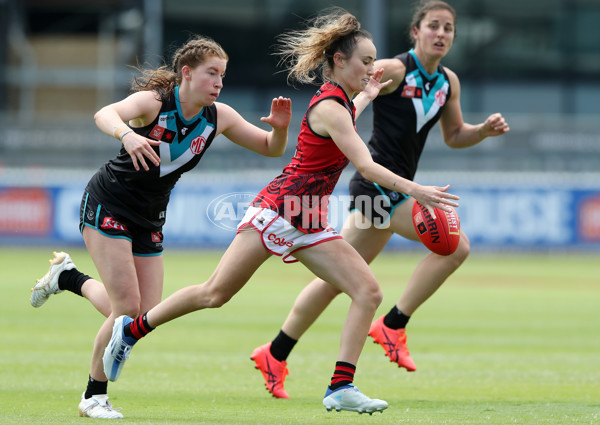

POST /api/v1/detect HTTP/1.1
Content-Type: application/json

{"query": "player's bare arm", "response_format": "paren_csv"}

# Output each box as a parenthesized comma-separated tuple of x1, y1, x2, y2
(216, 97, 291, 157)
(94, 91, 162, 171)
(316, 100, 459, 217)
(440, 69, 509, 148)
(374, 57, 407, 96)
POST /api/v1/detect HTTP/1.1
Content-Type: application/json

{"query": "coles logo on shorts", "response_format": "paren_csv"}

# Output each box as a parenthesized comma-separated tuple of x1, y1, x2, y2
(267, 233, 294, 248)
(190, 136, 206, 154)
(151, 232, 163, 243)
(101, 217, 128, 231)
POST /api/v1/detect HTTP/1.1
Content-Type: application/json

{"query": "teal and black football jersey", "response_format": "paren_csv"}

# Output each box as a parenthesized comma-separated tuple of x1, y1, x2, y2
(86, 86, 218, 230)
(367, 49, 451, 181)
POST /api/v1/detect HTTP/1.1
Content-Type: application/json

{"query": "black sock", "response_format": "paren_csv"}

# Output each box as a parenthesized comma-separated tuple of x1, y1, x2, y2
(329, 361, 356, 390)
(124, 313, 154, 340)
(383, 305, 411, 330)
(57, 268, 92, 297)
(84, 375, 107, 399)
(269, 330, 298, 362)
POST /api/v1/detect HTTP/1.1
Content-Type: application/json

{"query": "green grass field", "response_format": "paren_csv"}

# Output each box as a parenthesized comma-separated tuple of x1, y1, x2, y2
(1, 247, 599, 424)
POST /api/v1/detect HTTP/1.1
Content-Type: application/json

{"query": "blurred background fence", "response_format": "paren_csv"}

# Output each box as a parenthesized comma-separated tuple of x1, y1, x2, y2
(1, 0, 599, 251)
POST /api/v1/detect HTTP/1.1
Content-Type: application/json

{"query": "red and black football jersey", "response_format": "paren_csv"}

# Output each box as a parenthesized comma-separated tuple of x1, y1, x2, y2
(253, 82, 354, 233)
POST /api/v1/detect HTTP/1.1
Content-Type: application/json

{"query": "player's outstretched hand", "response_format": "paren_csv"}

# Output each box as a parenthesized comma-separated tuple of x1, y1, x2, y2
(412, 184, 459, 220)
(261, 96, 292, 130)
(361, 68, 393, 102)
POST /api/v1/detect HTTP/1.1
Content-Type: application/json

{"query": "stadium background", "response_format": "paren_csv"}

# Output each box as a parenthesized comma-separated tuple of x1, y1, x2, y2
(1, 0, 599, 251)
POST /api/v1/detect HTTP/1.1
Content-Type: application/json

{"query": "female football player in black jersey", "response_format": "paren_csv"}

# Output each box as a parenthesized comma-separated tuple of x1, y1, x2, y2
(31, 35, 291, 418)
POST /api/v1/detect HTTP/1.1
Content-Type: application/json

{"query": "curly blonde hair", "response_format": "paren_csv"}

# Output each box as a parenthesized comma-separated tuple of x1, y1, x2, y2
(275, 8, 372, 85)
(131, 35, 228, 101)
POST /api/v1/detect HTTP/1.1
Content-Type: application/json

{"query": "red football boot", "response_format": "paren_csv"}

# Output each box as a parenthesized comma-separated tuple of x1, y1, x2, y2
(368, 315, 417, 371)
(250, 343, 290, 399)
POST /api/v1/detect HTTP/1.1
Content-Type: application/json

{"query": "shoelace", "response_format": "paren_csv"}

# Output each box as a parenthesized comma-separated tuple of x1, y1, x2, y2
(84, 398, 122, 414)
(104, 401, 123, 413)
(114, 342, 132, 362)
(98, 400, 123, 413)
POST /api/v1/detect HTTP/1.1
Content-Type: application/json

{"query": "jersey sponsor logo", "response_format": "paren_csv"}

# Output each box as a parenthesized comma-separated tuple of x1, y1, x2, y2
(150, 125, 165, 140)
(101, 217, 128, 231)
(267, 232, 294, 248)
(151, 232, 162, 242)
(149, 124, 175, 143)
(435, 89, 447, 106)
(159, 123, 215, 177)
(401, 85, 422, 99)
(149, 125, 176, 143)
(190, 136, 207, 154)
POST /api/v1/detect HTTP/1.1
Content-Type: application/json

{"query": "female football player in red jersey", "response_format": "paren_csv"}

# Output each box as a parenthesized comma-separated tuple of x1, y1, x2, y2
(252, 0, 510, 398)
(31, 35, 291, 418)
(101, 8, 459, 415)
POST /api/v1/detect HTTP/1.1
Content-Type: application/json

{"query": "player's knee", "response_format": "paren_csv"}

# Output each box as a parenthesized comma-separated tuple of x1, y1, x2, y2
(208, 292, 232, 308)
(454, 235, 471, 263)
(126, 301, 142, 318)
(113, 296, 141, 318)
(372, 285, 384, 308)
(360, 279, 383, 310)
(201, 285, 234, 308)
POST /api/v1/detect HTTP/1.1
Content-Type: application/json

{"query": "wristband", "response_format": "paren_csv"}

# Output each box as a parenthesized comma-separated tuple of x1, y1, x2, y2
(112, 124, 130, 141)
(119, 129, 134, 141)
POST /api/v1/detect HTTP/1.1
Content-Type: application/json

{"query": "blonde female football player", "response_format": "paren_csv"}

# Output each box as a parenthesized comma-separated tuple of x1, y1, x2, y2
(250, 0, 510, 399)
(101, 8, 460, 415)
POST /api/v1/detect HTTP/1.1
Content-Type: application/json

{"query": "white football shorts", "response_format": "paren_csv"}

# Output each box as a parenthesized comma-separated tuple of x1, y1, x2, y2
(237, 206, 342, 263)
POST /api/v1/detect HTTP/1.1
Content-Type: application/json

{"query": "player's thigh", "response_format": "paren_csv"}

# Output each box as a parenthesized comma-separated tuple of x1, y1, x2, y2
(341, 211, 393, 264)
(203, 228, 272, 303)
(82, 226, 140, 308)
(293, 238, 379, 299)
(134, 254, 164, 312)
(387, 197, 421, 242)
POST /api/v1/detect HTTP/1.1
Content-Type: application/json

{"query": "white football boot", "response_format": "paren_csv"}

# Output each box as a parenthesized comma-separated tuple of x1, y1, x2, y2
(323, 384, 388, 414)
(31, 251, 75, 307)
(78, 392, 123, 419)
